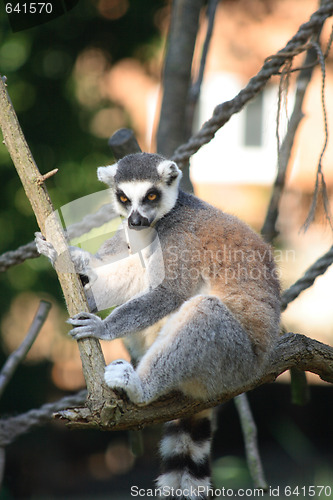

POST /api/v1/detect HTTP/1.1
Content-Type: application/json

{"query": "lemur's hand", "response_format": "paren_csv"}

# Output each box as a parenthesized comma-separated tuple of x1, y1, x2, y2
(67, 312, 108, 340)
(35, 232, 58, 266)
(68, 247, 98, 289)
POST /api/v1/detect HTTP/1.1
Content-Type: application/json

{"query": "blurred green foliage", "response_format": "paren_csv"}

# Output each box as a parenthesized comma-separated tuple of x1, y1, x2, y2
(0, 0, 165, 308)
(0, 0, 165, 405)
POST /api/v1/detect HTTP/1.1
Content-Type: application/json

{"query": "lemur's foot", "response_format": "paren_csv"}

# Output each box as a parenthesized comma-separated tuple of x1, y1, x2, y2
(35, 232, 58, 265)
(104, 360, 144, 404)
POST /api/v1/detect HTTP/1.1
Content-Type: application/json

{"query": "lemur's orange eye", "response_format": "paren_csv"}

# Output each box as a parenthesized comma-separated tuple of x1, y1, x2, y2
(119, 195, 128, 203)
(147, 193, 157, 201)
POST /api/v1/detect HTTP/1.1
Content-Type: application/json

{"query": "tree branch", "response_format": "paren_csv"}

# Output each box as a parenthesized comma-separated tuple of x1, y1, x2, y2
(54, 332, 333, 431)
(185, 0, 219, 140)
(157, 0, 205, 192)
(0, 75, 112, 411)
(157, 0, 205, 157)
(234, 394, 268, 490)
(0, 448, 5, 490)
(0, 300, 51, 400)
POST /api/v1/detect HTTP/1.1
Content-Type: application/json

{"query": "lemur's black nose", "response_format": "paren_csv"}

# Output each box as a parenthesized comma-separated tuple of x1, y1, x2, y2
(128, 211, 150, 229)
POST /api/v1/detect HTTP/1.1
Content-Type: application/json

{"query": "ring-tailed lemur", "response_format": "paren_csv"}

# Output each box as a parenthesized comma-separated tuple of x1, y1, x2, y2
(36, 152, 280, 499)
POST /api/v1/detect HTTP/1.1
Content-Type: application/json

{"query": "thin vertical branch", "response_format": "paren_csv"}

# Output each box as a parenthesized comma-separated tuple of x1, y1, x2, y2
(0, 448, 5, 489)
(234, 394, 268, 490)
(0, 300, 51, 400)
(157, 0, 205, 192)
(290, 367, 310, 405)
(185, 0, 219, 140)
(157, 0, 205, 157)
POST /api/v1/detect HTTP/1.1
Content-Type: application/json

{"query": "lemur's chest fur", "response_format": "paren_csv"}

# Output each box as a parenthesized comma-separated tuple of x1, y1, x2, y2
(88, 190, 279, 360)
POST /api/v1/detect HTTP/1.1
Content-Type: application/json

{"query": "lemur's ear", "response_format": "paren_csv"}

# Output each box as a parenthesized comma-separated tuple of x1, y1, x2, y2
(97, 163, 118, 185)
(157, 160, 182, 186)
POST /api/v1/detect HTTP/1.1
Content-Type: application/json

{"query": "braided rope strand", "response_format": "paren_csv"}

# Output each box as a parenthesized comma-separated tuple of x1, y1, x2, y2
(0, 241, 39, 272)
(171, 1, 333, 165)
(0, 204, 116, 272)
(0, 391, 87, 446)
(281, 245, 333, 311)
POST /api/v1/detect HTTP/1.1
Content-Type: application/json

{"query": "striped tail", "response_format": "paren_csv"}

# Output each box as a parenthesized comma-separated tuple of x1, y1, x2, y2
(156, 409, 213, 500)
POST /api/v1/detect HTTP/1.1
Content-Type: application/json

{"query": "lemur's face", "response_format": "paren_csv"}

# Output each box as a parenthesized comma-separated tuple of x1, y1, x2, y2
(97, 153, 182, 230)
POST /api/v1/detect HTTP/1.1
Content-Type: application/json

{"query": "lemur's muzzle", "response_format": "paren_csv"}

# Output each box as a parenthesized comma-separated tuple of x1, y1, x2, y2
(128, 211, 150, 230)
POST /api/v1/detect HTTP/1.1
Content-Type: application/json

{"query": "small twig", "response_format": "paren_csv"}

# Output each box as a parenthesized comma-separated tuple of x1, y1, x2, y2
(0, 300, 51, 400)
(234, 394, 268, 490)
(234, 392, 267, 488)
(36, 168, 58, 185)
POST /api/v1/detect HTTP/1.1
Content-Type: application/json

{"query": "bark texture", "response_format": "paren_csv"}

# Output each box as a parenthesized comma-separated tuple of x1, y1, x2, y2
(0, 76, 112, 411)
(55, 333, 333, 431)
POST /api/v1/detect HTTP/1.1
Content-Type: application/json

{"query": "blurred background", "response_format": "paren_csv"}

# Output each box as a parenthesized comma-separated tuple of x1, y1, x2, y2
(0, 0, 333, 498)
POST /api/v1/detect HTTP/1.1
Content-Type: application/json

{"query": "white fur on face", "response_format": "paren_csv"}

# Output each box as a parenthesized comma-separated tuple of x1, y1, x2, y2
(98, 158, 182, 221)
(117, 181, 155, 212)
(115, 179, 179, 223)
(157, 181, 179, 219)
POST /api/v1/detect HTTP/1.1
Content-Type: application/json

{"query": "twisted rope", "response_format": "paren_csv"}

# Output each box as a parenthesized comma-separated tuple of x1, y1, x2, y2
(0, 203, 116, 272)
(281, 245, 333, 311)
(0, 241, 39, 272)
(0, 4, 332, 451)
(1, 2, 332, 272)
(0, 2, 332, 313)
(63, 202, 116, 240)
(0, 390, 87, 446)
(171, 0, 333, 165)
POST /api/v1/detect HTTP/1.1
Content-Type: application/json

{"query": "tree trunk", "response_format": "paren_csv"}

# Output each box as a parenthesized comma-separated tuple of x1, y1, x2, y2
(157, 0, 205, 191)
